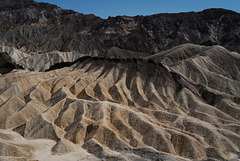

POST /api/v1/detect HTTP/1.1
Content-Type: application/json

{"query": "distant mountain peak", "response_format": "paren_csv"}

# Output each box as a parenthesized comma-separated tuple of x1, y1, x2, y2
(202, 8, 238, 13)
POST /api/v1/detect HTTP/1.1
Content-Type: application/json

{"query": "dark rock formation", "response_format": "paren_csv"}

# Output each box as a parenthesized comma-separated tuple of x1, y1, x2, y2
(0, 0, 240, 55)
(0, 52, 23, 74)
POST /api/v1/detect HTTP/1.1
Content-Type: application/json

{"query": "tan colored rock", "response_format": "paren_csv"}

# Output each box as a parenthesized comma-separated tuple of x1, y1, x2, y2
(0, 44, 240, 160)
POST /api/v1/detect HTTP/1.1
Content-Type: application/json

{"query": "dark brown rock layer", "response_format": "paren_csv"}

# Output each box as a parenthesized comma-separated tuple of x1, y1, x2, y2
(0, 0, 240, 55)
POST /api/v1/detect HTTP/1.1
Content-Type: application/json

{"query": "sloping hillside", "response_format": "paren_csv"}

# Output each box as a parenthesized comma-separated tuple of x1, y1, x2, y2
(0, 44, 240, 160)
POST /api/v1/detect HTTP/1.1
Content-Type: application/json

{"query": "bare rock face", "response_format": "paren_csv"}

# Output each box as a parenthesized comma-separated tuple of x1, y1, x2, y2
(0, 44, 240, 160)
(0, 0, 240, 54)
(0, 45, 149, 73)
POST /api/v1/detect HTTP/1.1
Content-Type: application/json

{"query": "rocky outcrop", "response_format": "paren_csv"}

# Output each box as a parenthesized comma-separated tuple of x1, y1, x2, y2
(0, 45, 149, 73)
(0, 45, 83, 72)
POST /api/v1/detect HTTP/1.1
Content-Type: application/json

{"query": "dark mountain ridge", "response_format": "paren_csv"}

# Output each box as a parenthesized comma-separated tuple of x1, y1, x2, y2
(0, 0, 239, 55)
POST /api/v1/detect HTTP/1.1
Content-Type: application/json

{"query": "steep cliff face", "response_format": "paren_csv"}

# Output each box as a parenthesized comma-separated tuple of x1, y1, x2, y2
(0, 0, 240, 55)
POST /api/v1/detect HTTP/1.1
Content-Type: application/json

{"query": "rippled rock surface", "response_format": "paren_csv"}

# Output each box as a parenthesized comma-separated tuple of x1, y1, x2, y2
(0, 44, 240, 160)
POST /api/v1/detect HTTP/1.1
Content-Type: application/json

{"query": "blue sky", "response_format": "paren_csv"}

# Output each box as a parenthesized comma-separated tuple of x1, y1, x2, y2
(35, 0, 240, 19)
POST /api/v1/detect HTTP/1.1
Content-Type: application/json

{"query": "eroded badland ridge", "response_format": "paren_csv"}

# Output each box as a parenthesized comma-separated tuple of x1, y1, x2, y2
(0, 0, 240, 161)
